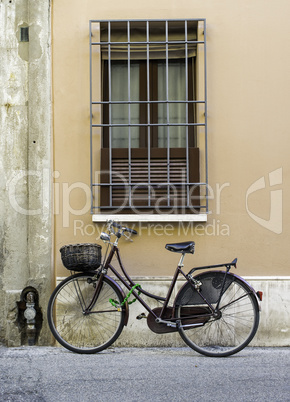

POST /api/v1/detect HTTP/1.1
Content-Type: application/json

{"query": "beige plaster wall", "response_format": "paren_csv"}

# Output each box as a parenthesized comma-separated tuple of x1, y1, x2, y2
(52, 0, 290, 279)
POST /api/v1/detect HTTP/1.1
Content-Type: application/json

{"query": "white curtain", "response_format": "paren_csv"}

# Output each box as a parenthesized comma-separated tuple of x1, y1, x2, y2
(110, 60, 187, 148)
(111, 62, 139, 148)
(157, 60, 186, 148)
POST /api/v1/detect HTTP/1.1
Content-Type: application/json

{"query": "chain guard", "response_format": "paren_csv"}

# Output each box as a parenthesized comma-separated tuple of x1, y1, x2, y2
(147, 306, 211, 334)
(147, 307, 178, 334)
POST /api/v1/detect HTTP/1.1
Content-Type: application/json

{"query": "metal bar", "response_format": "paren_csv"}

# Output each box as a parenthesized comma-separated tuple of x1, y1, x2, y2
(127, 20, 132, 207)
(204, 20, 208, 214)
(185, 20, 190, 207)
(108, 21, 112, 208)
(93, 100, 206, 105)
(159, 266, 182, 316)
(90, 18, 206, 23)
(91, 40, 205, 45)
(146, 20, 151, 207)
(93, 182, 207, 186)
(165, 21, 170, 207)
(93, 205, 206, 210)
(91, 206, 207, 210)
(93, 122, 206, 127)
(107, 264, 162, 316)
(89, 21, 93, 214)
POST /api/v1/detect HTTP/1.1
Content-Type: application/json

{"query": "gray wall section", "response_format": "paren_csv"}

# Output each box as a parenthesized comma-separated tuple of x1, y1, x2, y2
(0, 0, 52, 346)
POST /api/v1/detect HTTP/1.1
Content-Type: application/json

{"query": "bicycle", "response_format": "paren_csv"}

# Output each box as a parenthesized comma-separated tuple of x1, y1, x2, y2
(47, 220, 262, 357)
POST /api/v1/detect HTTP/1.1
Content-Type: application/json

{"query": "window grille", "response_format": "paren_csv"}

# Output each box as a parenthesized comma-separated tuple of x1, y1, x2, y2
(90, 19, 208, 215)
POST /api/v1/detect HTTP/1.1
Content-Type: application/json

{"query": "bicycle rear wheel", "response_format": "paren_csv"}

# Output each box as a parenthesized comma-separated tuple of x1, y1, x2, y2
(175, 272, 260, 357)
(47, 273, 125, 354)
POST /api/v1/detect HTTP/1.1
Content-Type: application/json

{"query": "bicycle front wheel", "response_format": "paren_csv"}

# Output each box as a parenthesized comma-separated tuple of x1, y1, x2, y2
(175, 272, 260, 357)
(47, 273, 126, 354)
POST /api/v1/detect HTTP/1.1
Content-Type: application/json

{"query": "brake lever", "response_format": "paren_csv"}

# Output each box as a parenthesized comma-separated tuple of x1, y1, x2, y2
(123, 232, 133, 242)
(106, 220, 113, 232)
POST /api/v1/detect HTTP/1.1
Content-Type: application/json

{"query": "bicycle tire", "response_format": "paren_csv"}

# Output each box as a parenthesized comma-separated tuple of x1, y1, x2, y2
(175, 272, 260, 357)
(47, 273, 126, 354)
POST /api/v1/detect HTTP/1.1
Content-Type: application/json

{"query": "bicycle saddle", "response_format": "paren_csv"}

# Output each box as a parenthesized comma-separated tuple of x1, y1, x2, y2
(165, 241, 195, 254)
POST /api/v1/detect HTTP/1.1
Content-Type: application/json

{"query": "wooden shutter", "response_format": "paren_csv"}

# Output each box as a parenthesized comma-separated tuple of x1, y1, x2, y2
(100, 148, 200, 213)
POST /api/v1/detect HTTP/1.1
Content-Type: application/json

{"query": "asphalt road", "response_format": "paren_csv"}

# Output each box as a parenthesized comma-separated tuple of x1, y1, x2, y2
(0, 346, 289, 401)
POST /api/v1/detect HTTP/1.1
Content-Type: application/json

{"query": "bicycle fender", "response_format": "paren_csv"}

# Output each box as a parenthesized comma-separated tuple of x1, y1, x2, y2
(173, 270, 261, 312)
(104, 275, 129, 325)
(218, 271, 262, 311)
(207, 271, 262, 311)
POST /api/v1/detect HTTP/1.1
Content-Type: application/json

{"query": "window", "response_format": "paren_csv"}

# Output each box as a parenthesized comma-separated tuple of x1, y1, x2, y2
(90, 19, 208, 218)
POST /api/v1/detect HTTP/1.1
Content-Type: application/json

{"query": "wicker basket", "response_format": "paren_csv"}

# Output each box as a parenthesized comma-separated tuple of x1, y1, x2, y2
(60, 243, 102, 271)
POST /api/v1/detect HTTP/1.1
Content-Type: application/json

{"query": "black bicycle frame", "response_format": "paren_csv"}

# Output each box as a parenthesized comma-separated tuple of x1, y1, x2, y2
(99, 244, 177, 320)
(96, 243, 237, 322)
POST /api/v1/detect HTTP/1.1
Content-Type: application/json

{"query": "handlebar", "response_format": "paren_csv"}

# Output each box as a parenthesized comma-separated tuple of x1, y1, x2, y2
(100, 221, 137, 244)
(109, 220, 138, 236)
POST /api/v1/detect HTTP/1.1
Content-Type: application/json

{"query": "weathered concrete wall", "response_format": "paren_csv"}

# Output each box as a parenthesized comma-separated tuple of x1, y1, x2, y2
(55, 276, 290, 347)
(121, 277, 290, 347)
(0, 0, 52, 346)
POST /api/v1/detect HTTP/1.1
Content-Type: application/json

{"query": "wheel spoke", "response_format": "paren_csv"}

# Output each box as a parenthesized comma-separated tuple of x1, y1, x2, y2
(176, 273, 259, 357)
(48, 274, 125, 354)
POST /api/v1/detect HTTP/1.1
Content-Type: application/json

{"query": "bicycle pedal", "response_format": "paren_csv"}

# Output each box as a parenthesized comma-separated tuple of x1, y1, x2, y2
(136, 313, 147, 320)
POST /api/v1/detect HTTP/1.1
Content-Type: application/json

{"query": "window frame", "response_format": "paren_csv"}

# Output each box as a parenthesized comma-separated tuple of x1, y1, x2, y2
(90, 19, 208, 221)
